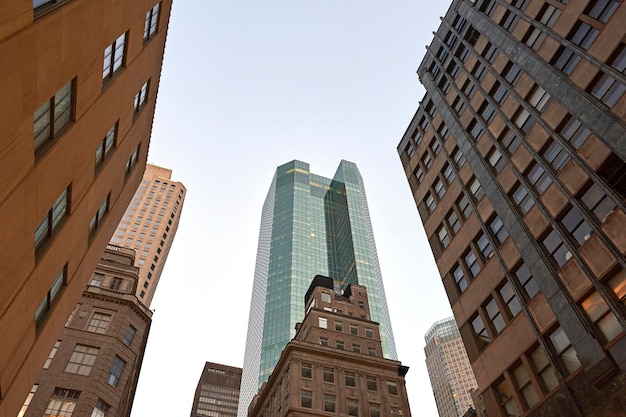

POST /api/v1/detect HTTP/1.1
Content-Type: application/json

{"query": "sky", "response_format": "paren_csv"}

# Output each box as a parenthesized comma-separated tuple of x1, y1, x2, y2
(130, 1, 456, 416)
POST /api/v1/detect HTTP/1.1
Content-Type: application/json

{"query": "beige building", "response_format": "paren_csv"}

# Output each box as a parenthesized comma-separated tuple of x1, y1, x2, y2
(398, 0, 626, 416)
(424, 317, 478, 417)
(18, 245, 152, 417)
(248, 275, 411, 417)
(110, 164, 186, 307)
(0, 1, 172, 415)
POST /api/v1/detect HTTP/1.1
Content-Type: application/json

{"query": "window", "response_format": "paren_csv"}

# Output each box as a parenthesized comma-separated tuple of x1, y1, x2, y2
(65, 344, 99, 376)
(469, 177, 484, 201)
(453, 147, 466, 168)
(126, 144, 141, 175)
(425, 192, 437, 213)
(434, 178, 446, 199)
(387, 380, 399, 395)
(512, 184, 535, 214)
(472, 62, 488, 81)
(323, 367, 335, 383)
(529, 346, 559, 392)
(584, 0, 620, 23)
(514, 263, 540, 299)
(335, 321, 343, 332)
(479, 101, 496, 123)
(499, 128, 521, 155)
(144, 3, 160, 41)
(133, 81, 150, 115)
(89, 194, 109, 236)
(347, 399, 359, 416)
(110, 277, 122, 291)
(18, 384, 38, 417)
(608, 270, 626, 306)
(345, 371, 356, 387)
(561, 206, 592, 246)
(350, 324, 358, 335)
(442, 163, 455, 183)
(102, 32, 126, 83)
(559, 115, 590, 149)
(352, 344, 361, 353)
(527, 86, 551, 112)
(319, 317, 328, 329)
(123, 325, 136, 346)
(405, 144, 414, 158)
(500, 281, 522, 318)
(542, 140, 569, 171)
(436, 225, 449, 249)
(588, 72, 626, 107)
(476, 232, 494, 260)
(391, 407, 403, 417)
(91, 399, 110, 417)
(107, 355, 126, 386)
(369, 403, 381, 417)
(300, 362, 312, 379)
(542, 229, 570, 267)
(472, 313, 490, 349)
(464, 248, 481, 278)
(514, 108, 536, 134)
(482, 42, 498, 63)
(366, 376, 378, 391)
(44, 340, 61, 369)
(87, 312, 111, 334)
(485, 296, 505, 334)
(490, 82, 509, 105)
(581, 291, 622, 343)
(324, 394, 336, 412)
(320, 337, 329, 346)
(35, 267, 66, 327)
(35, 187, 70, 251)
(368, 347, 377, 357)
(567, 21, 599, 50)
(446, 210, 462, 234)
(34, 79, 74, 152)
(336, 340, 345, 350)
(453, 264, 468, 293)
(43, 388, 80, 417)
(300, 390, 312, 408)
(580, 182, 615, 223)
(527, 163, 552, 194)
(422, 153, 433, 170)
(430, 139, 442, 155)
(512, 363, 540, 408)
(321, 292, 332, 303)
(95, 124, 116, 169)
(549, 326, 581, 374)
(500, 10, 519, 31)
(524, 25, 546, 51)
(502, 61, 523, 85)
(453, 95, 466, 115)
(551, 46, 581, 75)
(414, 166, 425, 184)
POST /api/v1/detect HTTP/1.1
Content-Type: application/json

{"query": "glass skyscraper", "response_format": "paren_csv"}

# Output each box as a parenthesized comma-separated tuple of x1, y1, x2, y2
(237, 160, 397, 416)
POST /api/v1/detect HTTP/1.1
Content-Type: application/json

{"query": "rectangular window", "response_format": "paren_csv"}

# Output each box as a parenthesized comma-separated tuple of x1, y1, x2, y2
(527, 85, 551, 112)
(581, 291, 622, 343)
(542, 229, 570, 267)
(446, 210, 461, 234)
(107, 355, 126, 387)
(464, 248, 481, 278)
(35, 187, 70, 251)
(336, 340, 345, 350)
(89, 194, 110, 236)
(350, 324, 358, 335)
(44, 340, 61, 369)
(369, 403, 381, 417)
(567, 21, 599, 50)
(469, 177, 484, 201)
(560, 206, 592, 246)
(144, 3, 160, 41)
(91, 399, 110, 417)
(549, 326, 581, 374)
(496, 379, 519, 417)
(123, 325, 136, 346)
(485, 297, 505, 334)
(300, 390, 312, 408)
(551, 46, 581, 74)
(323, 367, 335, 383)
(320, 337, 329, 346)
(347, 399, 359, 416)
(95, 124, 117, 168)
(512, 363, 540, 408)
(584, 0, 620, 23)
(43, 388, 80, 417)
(434, 178, 446, 199)
(125, 144, 141, 175)
(87, 312, 111, 334)
(514, 263, 540, 299)
(500, 281, 522, 318)
(580, 182, 615, 223)
(588, 72, 626, 108)
(425, 192, 437, 214)
(345, 371, 356, 387)
(324, 394, 336, 412)
(34, 79, 74, 153)
(102, 32, 126, 83)
(512, 184, 535, 214)
(476, 232, 494, 260)
(529, 346, 559, 392)
(134, 81, 150, 115)
(65, 344, 99, 376)
(559, 115, 591, 149)
(387, 380, 399, 395)
(35, 267, 66, 327)
(527, 163, 552, 194)
(366, 376, 378, 391)
(335, 321, 343, 332)
(319, 317, 328, 329)
(352, 344, 361, 353)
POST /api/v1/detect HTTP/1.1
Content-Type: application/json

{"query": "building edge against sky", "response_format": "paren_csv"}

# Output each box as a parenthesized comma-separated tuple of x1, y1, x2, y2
(0, 0, 172, 415)
(398, 0, 626, 416)
(238, 160, 398, 417)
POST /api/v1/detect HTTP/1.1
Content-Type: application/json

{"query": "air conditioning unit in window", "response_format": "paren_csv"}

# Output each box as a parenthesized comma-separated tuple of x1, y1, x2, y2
(565, 251, 572, 261)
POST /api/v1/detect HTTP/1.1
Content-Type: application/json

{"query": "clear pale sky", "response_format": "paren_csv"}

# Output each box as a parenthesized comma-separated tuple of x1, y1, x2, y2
(130, 1, 455, 416)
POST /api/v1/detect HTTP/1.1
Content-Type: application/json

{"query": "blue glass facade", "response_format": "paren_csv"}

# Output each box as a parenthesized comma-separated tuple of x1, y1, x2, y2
(238, 160, 397, 416)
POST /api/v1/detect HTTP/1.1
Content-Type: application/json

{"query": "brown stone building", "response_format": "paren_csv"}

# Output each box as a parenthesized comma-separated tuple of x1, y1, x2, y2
(18, 245, 152, 417)
(397, 0, 626, 416)
(0, 0, 172, 414)
(110, 164, 186, 307)
(247, 276, 411, 417)
(189, 362, 242, 417)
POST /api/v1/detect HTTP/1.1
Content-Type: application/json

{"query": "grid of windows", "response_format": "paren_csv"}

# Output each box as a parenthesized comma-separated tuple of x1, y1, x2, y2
(65, 345, 99, 376)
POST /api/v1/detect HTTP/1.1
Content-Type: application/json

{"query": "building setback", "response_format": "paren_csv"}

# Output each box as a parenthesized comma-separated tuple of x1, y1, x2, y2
(189, 362, 242, 417)
(398, 1, 626, 416)
(0, 0, 172, 414)
(110, 164, 186, 307)
(424, 317, 478, 417)
(18, 245, 152, 417)
(247, 275, 411, 417)
(238, 160, 398, 416)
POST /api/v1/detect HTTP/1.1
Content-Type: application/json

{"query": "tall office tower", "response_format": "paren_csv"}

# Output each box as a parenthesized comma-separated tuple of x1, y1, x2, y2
(424, 317, 478, 417)
(189, 362, 242, 417)
(238, 160, 398, 416)
(247, 275, 412, 417)
(397, 1, 626, 416)
(109, 164, 186, 307)
(0, 1, 171, 414)
(18, 245, 152, 417)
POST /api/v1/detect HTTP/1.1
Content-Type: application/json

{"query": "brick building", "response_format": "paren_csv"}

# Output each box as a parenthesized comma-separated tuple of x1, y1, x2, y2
(247, 276, 411, 417)
(397, 0, 626, 416)
(189, 362, 242, 417)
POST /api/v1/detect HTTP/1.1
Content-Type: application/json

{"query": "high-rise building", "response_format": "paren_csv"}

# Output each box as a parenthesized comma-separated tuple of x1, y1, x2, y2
(109, 164, 186, 307)
(18, 245, 152, 417)
(398, 1, 625, 416)
(424, 317, 478, 417)
(247, 275, 412, 417)
(0, 1, 171, 414)
(189, 362, 242, 417)
(238, 160, 398, 416)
